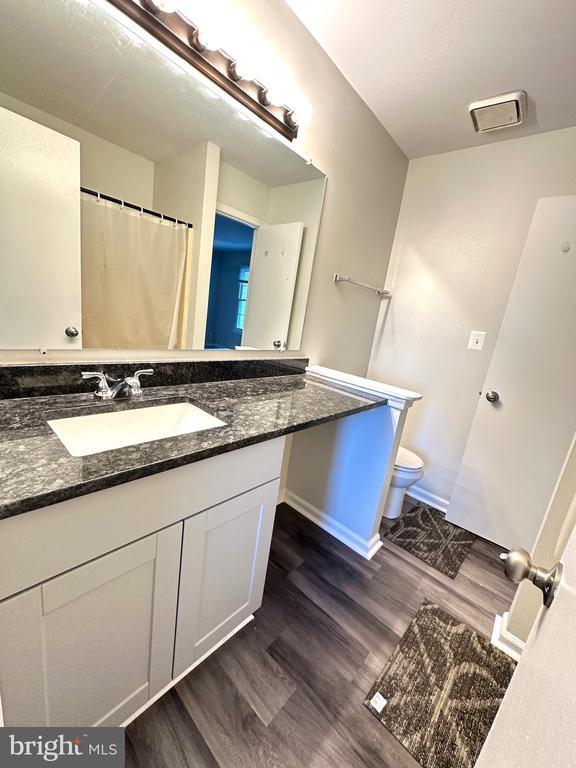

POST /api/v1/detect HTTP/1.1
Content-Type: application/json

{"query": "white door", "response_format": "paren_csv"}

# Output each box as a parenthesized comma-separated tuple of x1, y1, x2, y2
(476, 485, 576, 766)
(0, 106, 82, 349)
(242, 222, 303, 350)
(447, 197, 576, 550)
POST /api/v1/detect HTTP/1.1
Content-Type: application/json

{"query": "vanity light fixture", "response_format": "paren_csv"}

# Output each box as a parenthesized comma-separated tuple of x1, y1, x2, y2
(107, 0, 299, 140)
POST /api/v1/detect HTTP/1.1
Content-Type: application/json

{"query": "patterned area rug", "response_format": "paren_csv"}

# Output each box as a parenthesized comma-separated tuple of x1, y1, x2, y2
(383, 503, 476, 578)
(365, 602, 515, 768)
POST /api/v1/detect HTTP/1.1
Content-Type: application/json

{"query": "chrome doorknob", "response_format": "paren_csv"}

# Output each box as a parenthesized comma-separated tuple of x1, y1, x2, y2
(486, 390, 500, 403)
(65, 326, 79, 338)
(500, 549, 563, 607)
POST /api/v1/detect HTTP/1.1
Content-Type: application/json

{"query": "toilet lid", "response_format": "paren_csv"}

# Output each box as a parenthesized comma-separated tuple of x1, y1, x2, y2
(395, 447, 424, 470)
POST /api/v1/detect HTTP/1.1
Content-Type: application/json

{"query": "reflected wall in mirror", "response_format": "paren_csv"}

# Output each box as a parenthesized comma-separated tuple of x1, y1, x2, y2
(0, 0, 326, 353)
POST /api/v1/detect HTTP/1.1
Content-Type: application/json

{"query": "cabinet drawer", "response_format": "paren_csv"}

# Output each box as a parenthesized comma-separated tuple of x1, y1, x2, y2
(0, 437, 285, 601)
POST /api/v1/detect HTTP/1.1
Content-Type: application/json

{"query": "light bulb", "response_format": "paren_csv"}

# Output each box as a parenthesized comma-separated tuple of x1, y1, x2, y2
(289, 101, 313, 127)
(263, 85, 285, 106)
(197, 33, 220, 50)
(230, 60, 256, 82)
(195, 18, 223, 51)
(223, 44, 260, 82)
(286, 108, 299, 127)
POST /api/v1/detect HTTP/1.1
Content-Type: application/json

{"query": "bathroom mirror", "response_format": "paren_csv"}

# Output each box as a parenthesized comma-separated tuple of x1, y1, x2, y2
(0, 0, 325, 353)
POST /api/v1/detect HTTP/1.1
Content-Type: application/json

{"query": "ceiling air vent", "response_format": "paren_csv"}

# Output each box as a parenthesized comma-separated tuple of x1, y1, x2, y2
(469, 90, 527, 133)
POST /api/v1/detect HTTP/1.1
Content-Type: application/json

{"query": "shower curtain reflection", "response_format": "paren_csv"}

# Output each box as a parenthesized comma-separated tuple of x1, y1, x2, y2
(80, 193, 192, 349)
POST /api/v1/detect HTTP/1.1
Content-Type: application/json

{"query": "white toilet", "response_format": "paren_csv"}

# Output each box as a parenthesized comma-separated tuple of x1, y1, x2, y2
(382, 447, 425, 524)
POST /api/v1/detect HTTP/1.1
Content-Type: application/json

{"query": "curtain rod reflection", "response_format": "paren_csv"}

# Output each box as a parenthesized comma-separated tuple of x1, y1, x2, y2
(80, 186, 193, 229)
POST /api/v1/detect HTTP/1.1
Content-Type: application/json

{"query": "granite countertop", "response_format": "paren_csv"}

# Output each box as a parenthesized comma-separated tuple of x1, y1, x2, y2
(0, 374, 387, 520)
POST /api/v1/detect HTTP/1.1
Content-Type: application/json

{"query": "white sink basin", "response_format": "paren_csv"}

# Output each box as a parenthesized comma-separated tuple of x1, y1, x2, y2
(48, 401, 226, 457)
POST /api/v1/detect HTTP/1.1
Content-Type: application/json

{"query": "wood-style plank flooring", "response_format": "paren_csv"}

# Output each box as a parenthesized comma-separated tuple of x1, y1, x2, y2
(126, 502, 515, 768)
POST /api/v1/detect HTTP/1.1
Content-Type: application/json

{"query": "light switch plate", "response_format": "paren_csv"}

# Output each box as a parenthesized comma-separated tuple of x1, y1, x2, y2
(468, 330, 486, 351)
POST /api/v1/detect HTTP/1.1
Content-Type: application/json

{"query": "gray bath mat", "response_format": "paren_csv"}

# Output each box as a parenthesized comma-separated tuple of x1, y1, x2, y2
(383, 503, 476, 578)
(365, 602, 515, 768)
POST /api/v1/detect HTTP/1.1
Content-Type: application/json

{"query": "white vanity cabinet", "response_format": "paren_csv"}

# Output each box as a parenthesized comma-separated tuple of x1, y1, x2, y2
(0, 438, 285, 727)
(174, 480, 279, 676)
(0, 525, 182, 727)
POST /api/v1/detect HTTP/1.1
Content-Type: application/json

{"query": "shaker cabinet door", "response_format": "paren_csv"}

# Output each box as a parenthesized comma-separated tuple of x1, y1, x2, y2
(0, 523, 181, 727)
(173, 480, 279, 677)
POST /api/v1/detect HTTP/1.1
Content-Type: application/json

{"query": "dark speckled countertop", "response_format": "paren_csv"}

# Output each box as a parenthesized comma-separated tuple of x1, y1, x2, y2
(0, 374, 387, 520)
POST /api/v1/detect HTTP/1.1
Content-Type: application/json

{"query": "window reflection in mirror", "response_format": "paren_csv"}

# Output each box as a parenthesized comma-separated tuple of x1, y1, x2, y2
(0, 0, 325, 354)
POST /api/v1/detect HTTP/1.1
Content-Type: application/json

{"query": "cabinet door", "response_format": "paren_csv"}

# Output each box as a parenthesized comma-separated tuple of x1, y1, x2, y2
(0, 524, 181, 727)
(174, 480, 279, 677)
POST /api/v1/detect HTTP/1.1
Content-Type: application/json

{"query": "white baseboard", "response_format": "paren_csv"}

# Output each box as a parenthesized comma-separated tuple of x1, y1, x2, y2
(491, 611, 525, 662)
(283, 489, 383, 560)
(120, 614, 254, 727)
(407, 485, 449, 514)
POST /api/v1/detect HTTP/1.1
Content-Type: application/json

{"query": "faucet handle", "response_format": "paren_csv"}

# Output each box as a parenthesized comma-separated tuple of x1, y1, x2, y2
(124, 368, 154, 396)
(133, 369, 154, 381)
(82, 371, 104, 380)
(81, 371, 112, 398)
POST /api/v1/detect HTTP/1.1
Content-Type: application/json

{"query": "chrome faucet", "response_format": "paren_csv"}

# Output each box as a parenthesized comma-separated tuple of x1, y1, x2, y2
(81, 369, 154, 400)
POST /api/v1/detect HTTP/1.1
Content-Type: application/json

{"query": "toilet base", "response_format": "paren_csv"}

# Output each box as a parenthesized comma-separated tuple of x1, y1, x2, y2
(382, 484, 409, 522)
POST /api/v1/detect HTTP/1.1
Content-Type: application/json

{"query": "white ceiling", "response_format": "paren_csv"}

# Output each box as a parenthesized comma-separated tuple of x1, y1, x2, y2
(286, 0, 576, 157)
(0, 0, 323, 187)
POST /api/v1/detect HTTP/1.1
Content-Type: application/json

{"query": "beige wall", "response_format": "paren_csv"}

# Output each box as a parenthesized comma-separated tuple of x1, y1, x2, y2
(154, 144, 211, 224)
(154, 141, 220, 348)
(369, 127, 576, 504)
(0, 92, 154, 209)
(217, 162, 270, 222)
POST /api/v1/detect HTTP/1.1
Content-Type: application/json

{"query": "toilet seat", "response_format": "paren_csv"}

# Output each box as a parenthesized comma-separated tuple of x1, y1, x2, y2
(395, 447, 424, 471)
